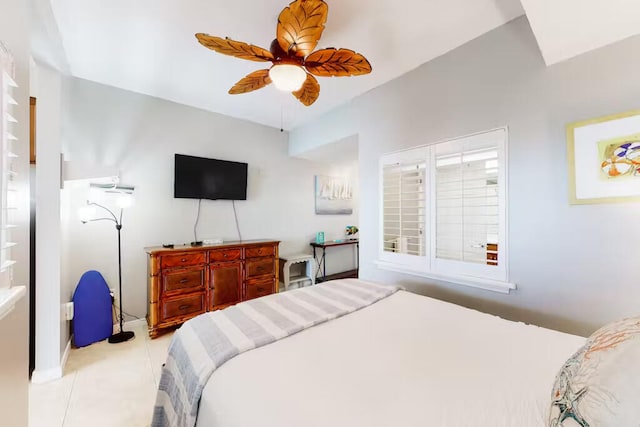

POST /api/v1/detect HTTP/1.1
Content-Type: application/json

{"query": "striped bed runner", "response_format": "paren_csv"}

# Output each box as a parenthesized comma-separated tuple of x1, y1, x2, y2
(152, 279, 401, 427)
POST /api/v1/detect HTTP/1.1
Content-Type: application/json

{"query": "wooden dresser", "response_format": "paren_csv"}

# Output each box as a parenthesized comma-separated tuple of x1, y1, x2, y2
(145, 240, 279, 338)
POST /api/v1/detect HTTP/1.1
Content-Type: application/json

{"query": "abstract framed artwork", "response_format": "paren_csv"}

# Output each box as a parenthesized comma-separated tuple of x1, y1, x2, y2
(315, 175, 353, 215)
(567, 110, 640, 204)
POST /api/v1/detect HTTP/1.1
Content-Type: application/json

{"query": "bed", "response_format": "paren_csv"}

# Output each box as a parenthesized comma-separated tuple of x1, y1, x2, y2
(154, 279, 586, 427)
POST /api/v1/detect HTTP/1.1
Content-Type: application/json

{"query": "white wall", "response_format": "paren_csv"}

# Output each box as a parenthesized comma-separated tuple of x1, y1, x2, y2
(61, 78, 359, 319)
(32, 62, 67, 382)
(293, 17, 640, 337)
(289, 106, 357, 158)
(0, 0, 31, 423)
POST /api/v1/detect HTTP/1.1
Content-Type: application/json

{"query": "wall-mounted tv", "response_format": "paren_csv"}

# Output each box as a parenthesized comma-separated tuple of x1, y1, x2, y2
(174, 154, 248, 201)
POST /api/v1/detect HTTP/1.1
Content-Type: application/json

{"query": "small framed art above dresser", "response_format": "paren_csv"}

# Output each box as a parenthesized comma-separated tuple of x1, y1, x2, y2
(145, 240, 279, 338)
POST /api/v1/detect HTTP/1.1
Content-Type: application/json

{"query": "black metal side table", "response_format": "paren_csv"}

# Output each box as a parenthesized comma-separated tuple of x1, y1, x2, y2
(310, 239, 359, 283)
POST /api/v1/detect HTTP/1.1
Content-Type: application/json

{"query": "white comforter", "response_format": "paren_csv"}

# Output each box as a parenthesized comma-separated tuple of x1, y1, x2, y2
(196, 290, 585, 427)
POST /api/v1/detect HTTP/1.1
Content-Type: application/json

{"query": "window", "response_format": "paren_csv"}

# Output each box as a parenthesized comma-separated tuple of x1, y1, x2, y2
(0, 43, 17, 288)
(381, 146, 429, 271)
(379, 128, 512, 292)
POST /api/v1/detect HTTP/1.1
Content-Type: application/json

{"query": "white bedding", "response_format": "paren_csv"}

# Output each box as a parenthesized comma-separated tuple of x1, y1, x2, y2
(196, 290, 585, 427)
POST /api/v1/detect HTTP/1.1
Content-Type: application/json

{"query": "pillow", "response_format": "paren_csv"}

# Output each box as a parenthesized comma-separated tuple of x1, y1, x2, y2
(549, 316, 640, 427)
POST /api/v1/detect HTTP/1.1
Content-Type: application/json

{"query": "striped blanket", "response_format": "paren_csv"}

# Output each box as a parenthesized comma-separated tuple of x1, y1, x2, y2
(152, 279, 401, 427)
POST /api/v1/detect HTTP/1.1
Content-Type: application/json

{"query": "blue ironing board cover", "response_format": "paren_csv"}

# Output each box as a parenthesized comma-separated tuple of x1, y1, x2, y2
(72, 270, 113, 347)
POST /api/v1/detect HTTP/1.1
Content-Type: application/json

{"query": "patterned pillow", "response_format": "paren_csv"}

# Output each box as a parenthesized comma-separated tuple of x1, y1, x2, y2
(549, 316, 640, 426)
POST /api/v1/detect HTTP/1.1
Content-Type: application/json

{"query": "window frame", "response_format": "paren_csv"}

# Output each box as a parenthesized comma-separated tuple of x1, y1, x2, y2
(378, 127, 515, 294)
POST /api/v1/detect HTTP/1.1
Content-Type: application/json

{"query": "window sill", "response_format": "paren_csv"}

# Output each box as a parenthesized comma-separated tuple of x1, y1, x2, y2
(0, 286, 26, 321)
(374, 261, 516, 294)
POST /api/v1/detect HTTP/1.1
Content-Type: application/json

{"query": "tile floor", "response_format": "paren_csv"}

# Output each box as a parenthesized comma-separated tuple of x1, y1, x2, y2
(29, 320, 173, 427)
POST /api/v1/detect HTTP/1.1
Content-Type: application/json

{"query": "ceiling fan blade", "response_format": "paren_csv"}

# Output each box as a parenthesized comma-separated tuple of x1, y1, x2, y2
(229, 69, 272, 94)
(292, 73, 320, 106)
(277, 0, 328, 58)
(305, 48, 372, 77)
(196, 34, 274, 62)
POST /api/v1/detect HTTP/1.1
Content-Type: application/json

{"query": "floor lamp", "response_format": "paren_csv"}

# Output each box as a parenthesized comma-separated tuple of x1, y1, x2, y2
(79, 190, 135, 344)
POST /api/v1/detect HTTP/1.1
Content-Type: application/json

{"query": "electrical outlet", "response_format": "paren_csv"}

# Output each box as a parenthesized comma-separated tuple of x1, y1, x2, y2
(64, 302, 74, 321)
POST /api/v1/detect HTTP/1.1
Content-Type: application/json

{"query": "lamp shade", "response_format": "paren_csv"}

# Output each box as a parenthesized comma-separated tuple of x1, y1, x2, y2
(116, 193, 134, 209)
(268, 64, 307, 91)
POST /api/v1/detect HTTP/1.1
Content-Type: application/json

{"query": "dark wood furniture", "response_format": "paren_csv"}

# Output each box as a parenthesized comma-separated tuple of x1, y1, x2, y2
(146, 240, 279, 338)
(486, 243, 498, 266)
(310, 239, 359, 283)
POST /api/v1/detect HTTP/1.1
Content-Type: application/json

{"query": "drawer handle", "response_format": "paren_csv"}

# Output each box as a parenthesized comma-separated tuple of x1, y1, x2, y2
(257, 287, 265, 292)
(223, 253, 228, 258)
(257, 250, 262, 254)
(181, 258, 187, 262)
(179, 304, 191, 311)
(179, 279, 189, 284)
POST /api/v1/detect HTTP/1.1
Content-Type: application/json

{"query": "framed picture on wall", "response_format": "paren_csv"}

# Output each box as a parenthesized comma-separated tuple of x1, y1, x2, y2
(315, 175, 353, 215)
(567, 110, 640, 204)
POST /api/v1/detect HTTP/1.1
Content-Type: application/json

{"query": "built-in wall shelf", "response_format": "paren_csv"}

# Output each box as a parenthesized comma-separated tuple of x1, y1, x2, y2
(62, 159, 119, 186)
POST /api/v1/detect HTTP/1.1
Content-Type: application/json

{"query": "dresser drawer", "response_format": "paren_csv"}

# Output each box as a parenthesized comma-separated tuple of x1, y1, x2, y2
(162, 267, 205, 295)
(160, 252, 205, 269)
(246, 257, 274, 278)
(161, 293, 205, 323)
(246, 245, 275, 258)
(245, 278, 275, 301)
(209, 248, 242, 262)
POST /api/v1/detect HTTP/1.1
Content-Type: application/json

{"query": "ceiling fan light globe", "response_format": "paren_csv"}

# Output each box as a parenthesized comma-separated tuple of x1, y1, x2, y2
(269, 64, 307, 92)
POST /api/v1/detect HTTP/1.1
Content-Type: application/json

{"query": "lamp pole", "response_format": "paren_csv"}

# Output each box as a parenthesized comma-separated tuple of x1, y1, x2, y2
(82, 201, 135, 344)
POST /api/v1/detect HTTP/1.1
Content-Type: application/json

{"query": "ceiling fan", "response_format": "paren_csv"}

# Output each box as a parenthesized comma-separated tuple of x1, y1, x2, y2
(195, 0, 372, 106)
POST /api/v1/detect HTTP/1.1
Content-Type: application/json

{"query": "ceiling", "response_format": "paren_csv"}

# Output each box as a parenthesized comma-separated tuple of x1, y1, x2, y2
(49, 0, 524, 130)
(46, 0, 640, 131)
(520, 0, 640, 65)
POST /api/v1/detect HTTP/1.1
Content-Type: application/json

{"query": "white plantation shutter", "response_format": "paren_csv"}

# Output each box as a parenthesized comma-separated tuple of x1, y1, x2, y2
(380, 147, 429, 269)
(435, 147, 499, 264)
(382, 161, 426, 255)
(0, 43, 18, 287)
(431, 129, 506, 281)
(380, 128, 508, 286)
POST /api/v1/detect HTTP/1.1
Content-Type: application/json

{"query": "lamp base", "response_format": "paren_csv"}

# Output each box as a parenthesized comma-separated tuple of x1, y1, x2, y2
(108, 330, 135, 344)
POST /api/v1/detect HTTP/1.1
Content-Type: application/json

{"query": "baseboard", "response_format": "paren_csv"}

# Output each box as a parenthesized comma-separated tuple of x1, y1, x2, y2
(32, 337, 72, 384)
(31, 365, 63, 384)
(123, 318, 147, 329)
(60, 338, 71, 373)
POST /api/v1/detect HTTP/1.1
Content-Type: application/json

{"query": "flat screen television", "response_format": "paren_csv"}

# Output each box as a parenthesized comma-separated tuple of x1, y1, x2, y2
(174, 154, 248, 201)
